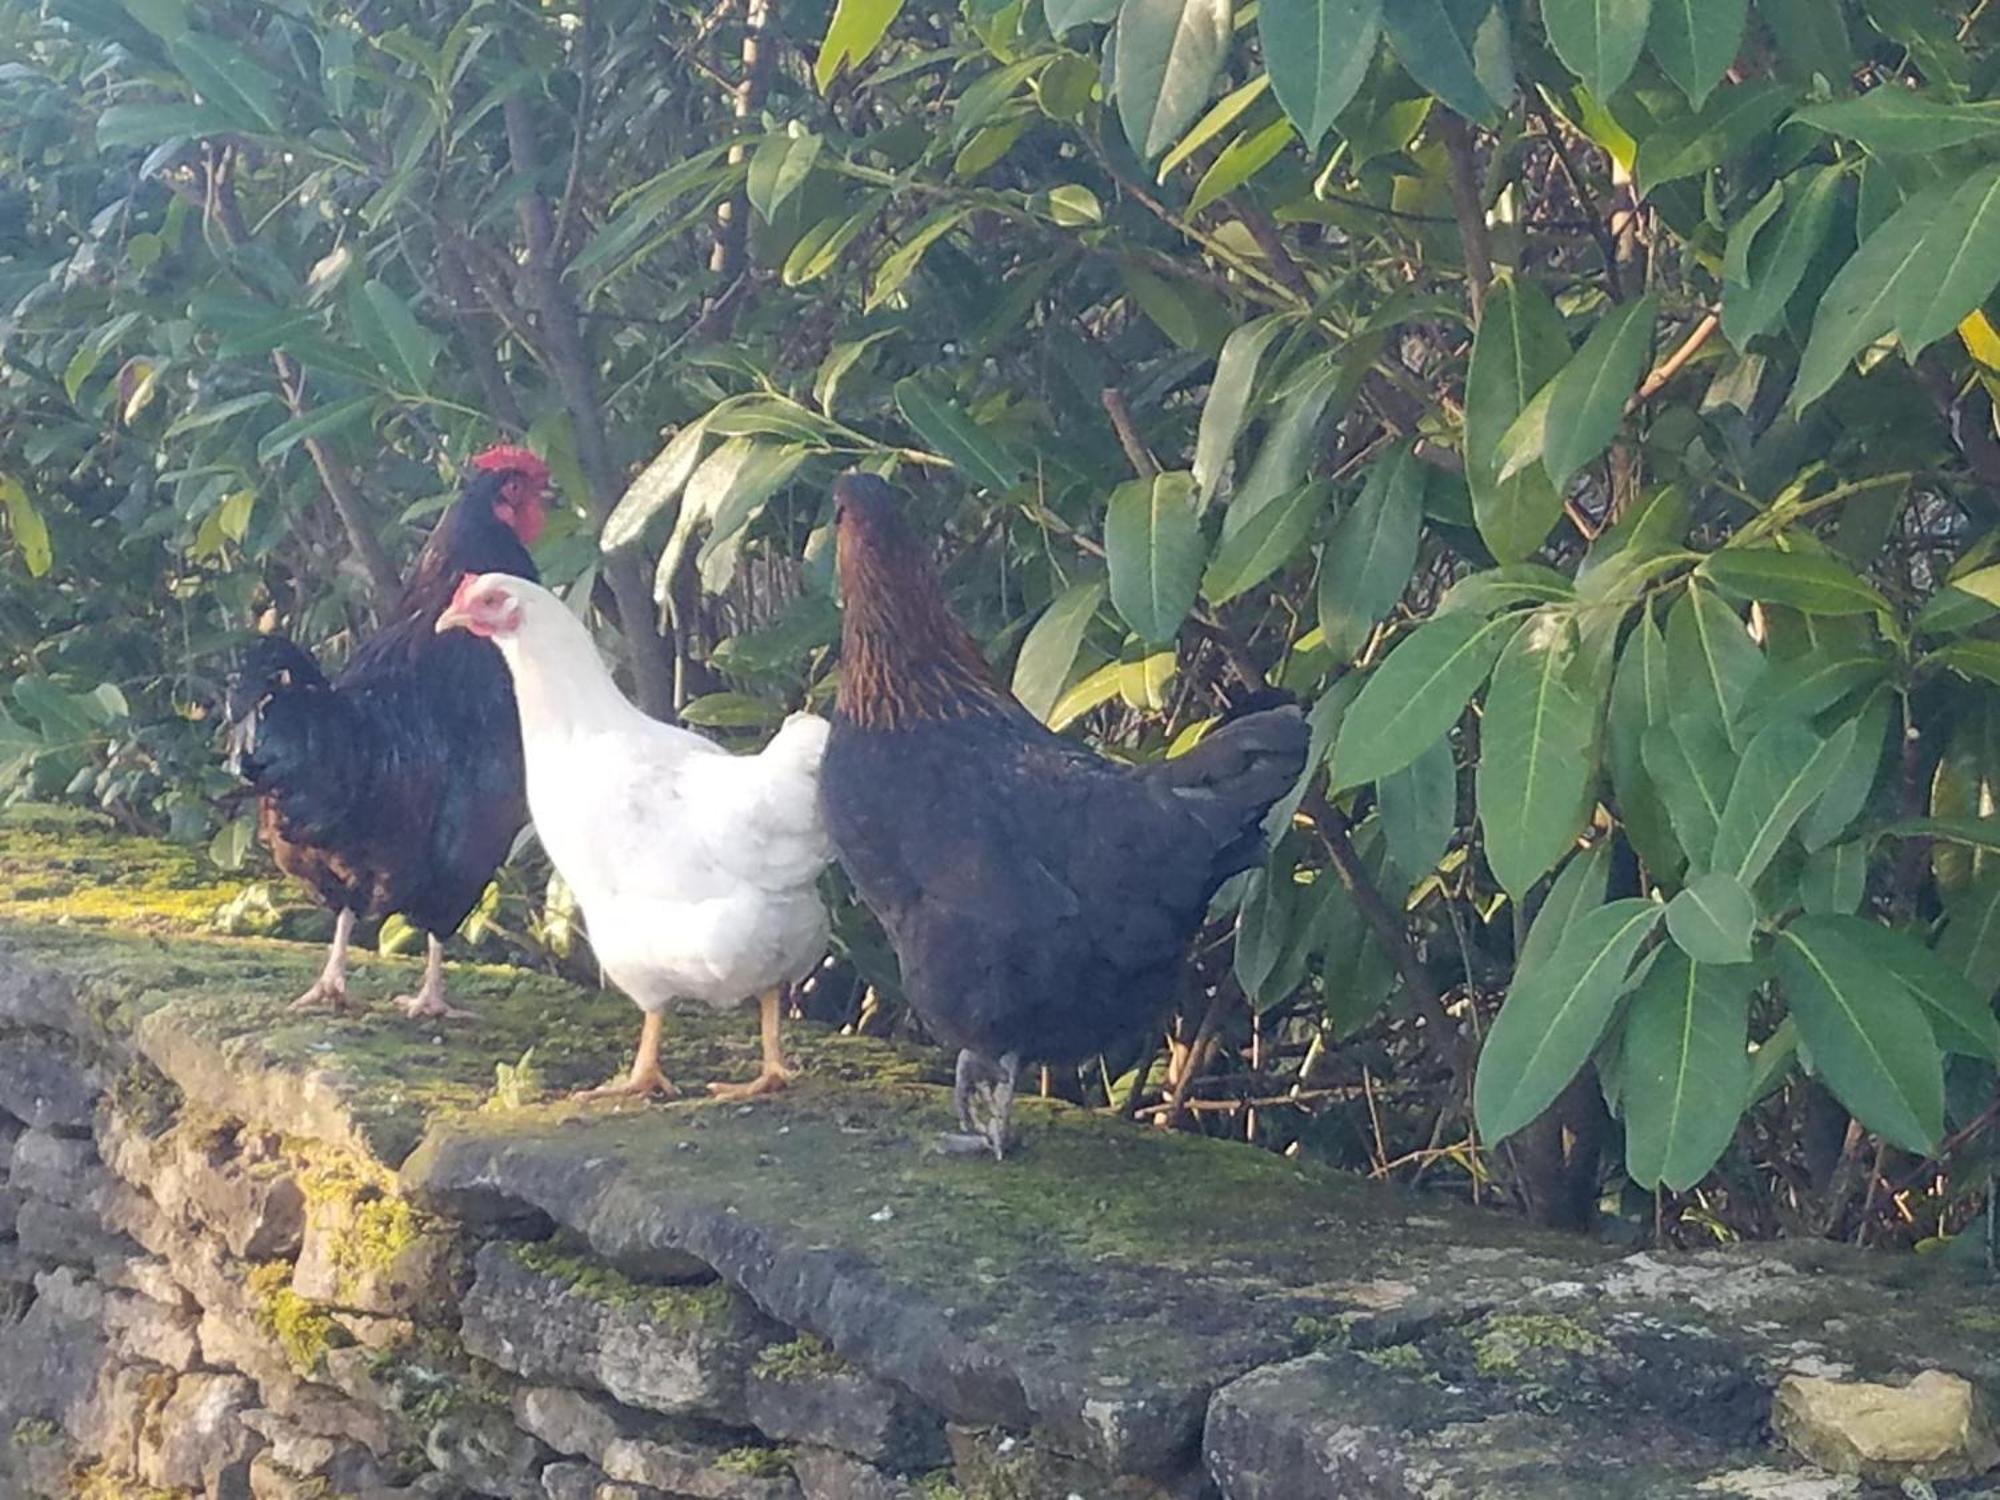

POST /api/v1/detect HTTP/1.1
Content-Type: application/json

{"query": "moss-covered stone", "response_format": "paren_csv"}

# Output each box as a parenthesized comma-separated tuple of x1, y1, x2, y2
(246, 1260, 352, 1376)
(752, 1335, 851, 1382)
(1471, 1312, 1610, 1377)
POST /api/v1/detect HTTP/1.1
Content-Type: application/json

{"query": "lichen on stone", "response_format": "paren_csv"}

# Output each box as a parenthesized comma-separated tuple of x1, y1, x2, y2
(9, 1417, 59, 1449)
(507, 1239, 735, 1328)
(912, 1472, 969, 1500)
(751, 1333, 850, 1382)
(715, 1444, 794, 1477)
(246, 1259, 351, 1374)
(1471, 1312, 1608, 1377)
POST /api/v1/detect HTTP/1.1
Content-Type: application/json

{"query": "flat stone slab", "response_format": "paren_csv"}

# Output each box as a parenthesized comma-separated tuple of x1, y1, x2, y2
(2, 807, 1997, 1497)
(399, 1092, 1592, 1478)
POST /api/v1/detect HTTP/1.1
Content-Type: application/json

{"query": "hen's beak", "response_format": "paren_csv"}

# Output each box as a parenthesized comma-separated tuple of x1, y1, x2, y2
(435, 606, 471, 635)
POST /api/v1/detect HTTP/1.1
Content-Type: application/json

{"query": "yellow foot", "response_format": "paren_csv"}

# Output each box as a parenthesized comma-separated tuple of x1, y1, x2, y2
(573, 1068, 680, 1102)
(707, 1064, 795, 1102)
(289, 980, 346, 1014)
(393, 991, 477, 1021)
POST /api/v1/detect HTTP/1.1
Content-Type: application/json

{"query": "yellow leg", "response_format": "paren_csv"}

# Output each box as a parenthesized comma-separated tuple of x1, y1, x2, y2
(707, 989, 795, 1101)
(575, 1011, 679, 1100)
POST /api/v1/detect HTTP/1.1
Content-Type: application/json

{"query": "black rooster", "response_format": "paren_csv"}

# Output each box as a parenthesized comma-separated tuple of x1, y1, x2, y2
(820, 474, 1308, 1156)
(225, 446, 548, 1018)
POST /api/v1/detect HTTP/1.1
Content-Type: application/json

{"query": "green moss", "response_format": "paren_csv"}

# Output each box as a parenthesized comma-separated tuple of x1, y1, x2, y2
(913, 1475, 968, 1500)
(105, 1061, 183, 1138)
(508, 1240, 737, 1328)
(1361, 1343, 1428, 1374)
(247, 1260, 352, 1375)
(1960, 1308, 2000, 1334)
(9, 1418, 58, 1449)
(293, 1147, 430, 1301)
(0, 805, 247, 935)
(1290, 1314, 1352, 1352)
(752, 1334, 851, 1381)
(715, 1445, 793, 1478)
(1471, 1313, 1607, 1377)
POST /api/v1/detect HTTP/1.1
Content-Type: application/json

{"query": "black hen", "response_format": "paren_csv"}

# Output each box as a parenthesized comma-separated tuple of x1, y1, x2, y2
(819, 474, 1308, 1156)
(226, 446, 548, 1018)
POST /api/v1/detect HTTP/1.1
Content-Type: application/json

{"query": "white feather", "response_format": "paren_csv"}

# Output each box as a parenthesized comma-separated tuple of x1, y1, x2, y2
(472, 576, 832, 1014)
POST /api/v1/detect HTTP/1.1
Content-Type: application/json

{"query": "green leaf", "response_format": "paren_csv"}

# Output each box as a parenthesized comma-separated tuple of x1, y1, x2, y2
(168, 34, 284, 134)
(603, 420, 710, 553)
(1643, 714, 1736, 871)
(816, 0, 907, 88)
(1234, 862, 1305, 1006)
(161, 391, 275, 440)
(1878, 815, 2000, 854)
(1634, 81, 1795, 197)
(1754, 0, 1849, 86)
(1792, 90, 2000, 155)
(1607, 604, 1683, 878)
(1158, 75, 1271, 180)
(694, 444, 810, 594)
(1114, 0, 1233, 159)
(1938, 870, 2000, 995)
(1541, 294, 1657, 489)
(1192, 315, 1289, 505)
(1647, 0, 1747, 107)
(1517, 842, 1614, 981)
(1622, 951, 1754, 1190)
(1379, 733, 1455, 887)
(1544, 0, 1651, 100)
(746, 130, 823, 220)
(1737, 644, 1886, 737)
(1475, 898, 1663, 1143)
(1799, 691, 1889, 851)
(1382, 0, 1511, 125)
(1700, 546, 1891, 615)
(1012, 579, 1107, 722)
(1478, 611, 1600, 897)
(1189, 119, 1295, 214)
(96, 101, 229, 148)
(359, 280, 438, 395)
(1792, 180, 1954, 412)
(868, 207, 970, 310)
(1106, 471, 1205, 645)
(893, 379, 1021, 492)
(1316, 444, 1424, 658)
(1836, 917, 2000, 1062)
(1492, 378, 1558, 486)
(1046, 0, 1121, 35)
(679, 692, 785, 730)
(1202, 481, 1325, 604)
(255, 395, 375, 465)
(1331, 611, 1518, 789)
(1666, 582, 1764, 739)
(1225, 359, 1345, 533)
(1799, 839, 1867, 915)
(1713, 718, 1853, 886)
(1931, 641, 2000, 689)
(1464, 276, 1569, 563)
(1775, 920, 1943, 1153)
(1893, 163, 2000, 356)
(1665, 870, 1756, 964)
(0, 476, 51, 578)
(1261, 0, 1381, 149)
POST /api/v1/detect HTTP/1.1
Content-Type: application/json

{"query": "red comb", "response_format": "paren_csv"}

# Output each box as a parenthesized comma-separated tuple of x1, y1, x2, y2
(450, 572, 482, 612)
(469, 445, 550, 482)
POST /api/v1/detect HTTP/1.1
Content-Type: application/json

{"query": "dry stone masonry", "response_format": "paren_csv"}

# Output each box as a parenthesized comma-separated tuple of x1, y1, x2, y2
(0, 812, 1994, 1499)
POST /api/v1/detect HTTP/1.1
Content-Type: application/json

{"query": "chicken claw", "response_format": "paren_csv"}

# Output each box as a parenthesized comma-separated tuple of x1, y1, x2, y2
(290, 909, 354, 1013)
(289, 978, 348, 1014)
(706, 989, 795, 1102)
(576, 1012, 680, 1103)
(392, 935, 476, 1021)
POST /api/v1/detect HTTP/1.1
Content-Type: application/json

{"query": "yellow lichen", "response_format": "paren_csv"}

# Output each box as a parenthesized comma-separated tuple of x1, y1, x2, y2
(1471, 1312, 1607, 1377)
(246, 1261, 351, 1375)
(752, 1333, 850, 1381)
(508, 1241, 737, 1327)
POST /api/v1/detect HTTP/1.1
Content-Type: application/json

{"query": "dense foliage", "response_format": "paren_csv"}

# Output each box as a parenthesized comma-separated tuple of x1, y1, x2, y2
(2, 0, 1998, 1248)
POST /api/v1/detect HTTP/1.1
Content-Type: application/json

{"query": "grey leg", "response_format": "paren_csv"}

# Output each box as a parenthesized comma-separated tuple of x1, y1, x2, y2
(985, 1051, 1021, 1160)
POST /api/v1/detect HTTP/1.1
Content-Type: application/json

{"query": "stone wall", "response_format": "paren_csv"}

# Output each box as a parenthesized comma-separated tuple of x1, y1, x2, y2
(0, 818, 1995, 1499)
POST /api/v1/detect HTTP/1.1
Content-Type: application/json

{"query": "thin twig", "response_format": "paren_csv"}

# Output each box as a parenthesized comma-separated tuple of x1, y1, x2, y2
(1436, 111, 1493, 324)
(1532, 95, 1622, 302)
(1101, 388, 1160, 477)
(1631, 311, 1720, 408)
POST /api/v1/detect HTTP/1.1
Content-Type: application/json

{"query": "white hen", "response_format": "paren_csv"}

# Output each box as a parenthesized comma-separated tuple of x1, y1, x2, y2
(437, 572, 831, 1100)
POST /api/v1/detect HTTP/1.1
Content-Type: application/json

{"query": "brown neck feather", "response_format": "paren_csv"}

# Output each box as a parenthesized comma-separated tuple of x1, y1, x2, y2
(835, 533, 1015, 731)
